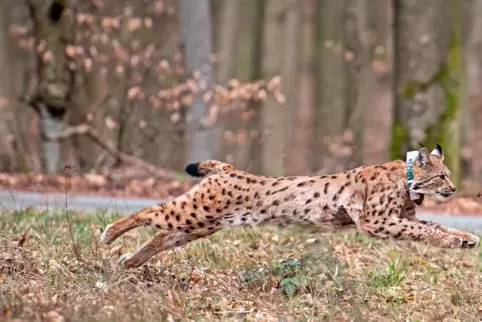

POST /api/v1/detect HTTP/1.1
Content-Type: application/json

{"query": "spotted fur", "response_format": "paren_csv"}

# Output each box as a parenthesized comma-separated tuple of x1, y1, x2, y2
(101, 144, 480, 268)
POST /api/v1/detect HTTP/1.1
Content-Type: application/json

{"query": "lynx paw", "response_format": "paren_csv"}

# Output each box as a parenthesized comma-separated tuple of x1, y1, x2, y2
(461, 234, 480, 249)
(118, 252, 133, 266)
(100, 224, 113, 244)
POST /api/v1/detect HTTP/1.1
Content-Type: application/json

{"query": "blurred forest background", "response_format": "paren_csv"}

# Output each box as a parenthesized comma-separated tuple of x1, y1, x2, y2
(0, 0, 481, 193)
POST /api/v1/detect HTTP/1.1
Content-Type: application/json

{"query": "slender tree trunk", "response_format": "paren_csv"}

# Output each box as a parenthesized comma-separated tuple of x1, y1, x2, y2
(260, 0, 287, 176)
(344, 0, 363, 168)
(244, 0, 266, 174)
(461, 0, 482, 191)
(216, 0, 242, 85)
(39, 104, 63, 173)
(216, 0, 243, 166)
(0, 1, 14, 171)
(312, 0, 347, 174)
(27, 0, 74, 174)
(7, 2, 40, 172)
(179, 0, 216, 163)
(282, 0, 302, 175)
(361, 0, 393, 165)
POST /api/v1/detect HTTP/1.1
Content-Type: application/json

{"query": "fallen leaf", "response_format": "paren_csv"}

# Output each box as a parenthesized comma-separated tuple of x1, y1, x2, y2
(16, 231, 28, 247)
(190, 270, 204, 283)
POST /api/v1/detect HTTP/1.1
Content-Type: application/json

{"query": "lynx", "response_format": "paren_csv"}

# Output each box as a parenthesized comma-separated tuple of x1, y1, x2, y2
(101, 143, 480, 268)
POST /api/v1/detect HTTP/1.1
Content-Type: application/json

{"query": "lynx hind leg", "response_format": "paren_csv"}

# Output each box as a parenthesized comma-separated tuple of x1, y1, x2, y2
(119, 229, 221, 268)
(101, 205, 166, 245)
(119, 230, 179, 268)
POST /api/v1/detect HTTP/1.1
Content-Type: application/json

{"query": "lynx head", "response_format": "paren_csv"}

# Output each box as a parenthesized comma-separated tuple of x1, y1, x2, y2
(410, 142, 456, 201)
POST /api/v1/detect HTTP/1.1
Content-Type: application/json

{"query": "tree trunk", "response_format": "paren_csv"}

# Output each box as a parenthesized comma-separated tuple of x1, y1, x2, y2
(392, 0, 460, 184)
(39, 103, 63, 173)
(179, 0, 216, 164)
(461, 0, 482, 191)
(312, 0, 348, 174)
(246, 0, 266, 174)
(216, 0, 243, 166)
(0, 0, 14, 171)
(344, 0, 363, 168)
(216, 0, 242, 85)
(361, 0, 393, 166)
(285, 0, 313, 176)
(260, 0, 287, 176)
(27, 0, 74, 174)
(282, 0, 302, 175)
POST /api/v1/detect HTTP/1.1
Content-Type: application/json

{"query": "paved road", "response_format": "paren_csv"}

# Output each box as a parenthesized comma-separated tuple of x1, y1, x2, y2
(1, 191, 482, 233)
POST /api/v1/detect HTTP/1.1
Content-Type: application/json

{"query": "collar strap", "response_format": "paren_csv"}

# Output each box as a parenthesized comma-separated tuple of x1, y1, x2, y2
(406, 165, 414, 184)
(405, 150, 424, 205)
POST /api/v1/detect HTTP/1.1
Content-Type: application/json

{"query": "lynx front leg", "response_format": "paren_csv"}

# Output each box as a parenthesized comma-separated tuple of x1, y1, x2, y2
(361, 189, 474, 248)
(402, 210, 480, 248)
(419, 220, 480, 248)
(360, 216, 476, 248)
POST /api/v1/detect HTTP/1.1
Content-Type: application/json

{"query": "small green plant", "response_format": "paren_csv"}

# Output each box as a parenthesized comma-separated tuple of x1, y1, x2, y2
(272, 257, 310, 297)
(370, 261, 407, 289)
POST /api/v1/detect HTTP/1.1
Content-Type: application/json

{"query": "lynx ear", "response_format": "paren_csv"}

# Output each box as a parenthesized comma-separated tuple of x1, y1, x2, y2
(430, 140, 444, 161)
(417, 147, 431, 167)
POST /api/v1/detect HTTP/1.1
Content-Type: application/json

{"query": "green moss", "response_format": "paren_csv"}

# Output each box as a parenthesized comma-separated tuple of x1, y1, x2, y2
(402, 63, 450, 100)
(394, 60, 450, 162)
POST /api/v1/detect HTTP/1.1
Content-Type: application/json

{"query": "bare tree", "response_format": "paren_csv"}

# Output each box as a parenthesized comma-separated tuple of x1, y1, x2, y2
(392, 0, 461, 183)
(344, 0, 364, 168)
(461, 0, 482, 191)
(261, 0, 286, 176)
(216, 0, 242, 85)
(245, 0, 266, 174)
(311, 0, 348, 174)
(216, 0, 243, 167)
(23, 0, 75, 174)
(361, 0, 393, 166)
(286, 0, 316, 176)
(282, 0, 302, 175)
(0, 0, 14, 170)
(179, 0, 217, 164)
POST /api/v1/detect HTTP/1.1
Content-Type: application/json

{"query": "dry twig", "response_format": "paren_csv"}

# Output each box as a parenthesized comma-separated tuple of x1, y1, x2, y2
(44, 124, 179, 180)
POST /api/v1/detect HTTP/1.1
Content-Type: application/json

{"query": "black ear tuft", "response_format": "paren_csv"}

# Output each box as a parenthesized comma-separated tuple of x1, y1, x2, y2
(430, 140, 444, 160)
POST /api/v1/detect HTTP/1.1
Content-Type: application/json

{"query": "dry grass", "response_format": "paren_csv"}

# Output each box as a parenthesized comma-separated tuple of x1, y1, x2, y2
(0, 209, 481, 321)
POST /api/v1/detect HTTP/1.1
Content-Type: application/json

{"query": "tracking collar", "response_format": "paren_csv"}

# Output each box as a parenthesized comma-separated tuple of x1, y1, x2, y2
(406, 151, 424, 205)
(406, 151, 418, 186)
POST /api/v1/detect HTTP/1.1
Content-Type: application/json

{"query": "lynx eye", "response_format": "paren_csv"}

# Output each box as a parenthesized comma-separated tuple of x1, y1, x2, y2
(439, 174, 445, 180)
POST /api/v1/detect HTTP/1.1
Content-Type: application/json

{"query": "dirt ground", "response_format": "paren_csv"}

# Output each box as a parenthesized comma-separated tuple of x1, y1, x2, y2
(1, 171, 482, 216)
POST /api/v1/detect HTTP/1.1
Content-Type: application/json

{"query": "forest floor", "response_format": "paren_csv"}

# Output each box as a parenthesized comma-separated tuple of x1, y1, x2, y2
(1, 209, 481, 321)
(1, 171, 482, 216)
